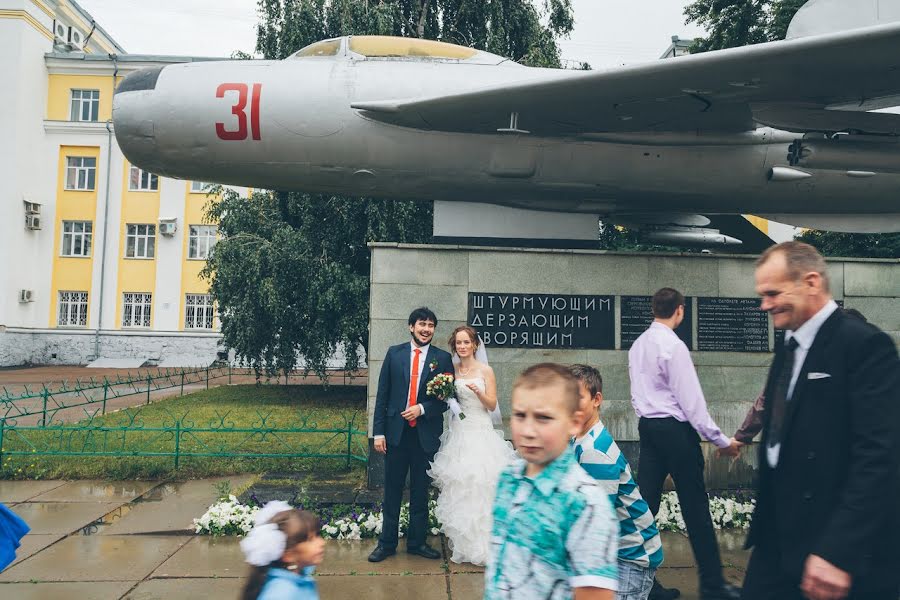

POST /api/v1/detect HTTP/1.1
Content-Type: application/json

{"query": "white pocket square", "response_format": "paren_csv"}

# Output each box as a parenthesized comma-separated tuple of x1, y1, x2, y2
(808, 372, 831, 380)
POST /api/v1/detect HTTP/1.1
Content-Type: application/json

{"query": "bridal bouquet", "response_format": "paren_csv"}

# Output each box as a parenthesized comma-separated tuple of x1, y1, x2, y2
(426, 373, 465, 419)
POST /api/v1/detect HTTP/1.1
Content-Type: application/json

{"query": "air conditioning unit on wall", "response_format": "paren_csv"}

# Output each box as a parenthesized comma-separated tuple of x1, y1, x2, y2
(19, 290, 34, 303)
(159, 218, 177, 236)
(25, 214, 41, 230)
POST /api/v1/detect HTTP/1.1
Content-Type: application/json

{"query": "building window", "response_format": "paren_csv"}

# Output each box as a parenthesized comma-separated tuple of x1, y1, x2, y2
(61, 221, 93, 257)
(129, 165, 159, 191)
(190, 181, 212, 193)
(125, 224, 156, 258)
(58, 291, 89, 327)
(185, 294, 215, 329)
(188, 225, 218, 259)
(70, 89, 99, 122)
(122, 292, 152, 328)
(65, 156, 96, 190)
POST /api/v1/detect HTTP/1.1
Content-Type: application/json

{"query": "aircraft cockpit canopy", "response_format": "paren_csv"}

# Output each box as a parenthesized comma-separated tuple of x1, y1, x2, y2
(291, 35, 511, 65)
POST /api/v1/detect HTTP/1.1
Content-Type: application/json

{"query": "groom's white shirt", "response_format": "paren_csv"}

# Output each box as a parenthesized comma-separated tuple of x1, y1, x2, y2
(374, 341, 430, 441)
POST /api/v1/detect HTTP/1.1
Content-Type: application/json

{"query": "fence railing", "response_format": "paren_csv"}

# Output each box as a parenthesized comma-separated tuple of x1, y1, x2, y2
(0, 366, 231, 426)
(0, 407, 368, 469)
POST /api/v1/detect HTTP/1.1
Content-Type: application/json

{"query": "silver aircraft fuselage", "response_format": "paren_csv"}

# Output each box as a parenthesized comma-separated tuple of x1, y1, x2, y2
(113, 51, 900, 227)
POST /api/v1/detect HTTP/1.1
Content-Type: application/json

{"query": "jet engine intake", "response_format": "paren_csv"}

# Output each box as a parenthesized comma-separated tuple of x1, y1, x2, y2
(787, 138, 900, 174)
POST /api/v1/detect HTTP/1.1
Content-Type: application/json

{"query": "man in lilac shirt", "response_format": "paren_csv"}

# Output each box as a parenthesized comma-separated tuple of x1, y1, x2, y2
(629, 288, 740, 600)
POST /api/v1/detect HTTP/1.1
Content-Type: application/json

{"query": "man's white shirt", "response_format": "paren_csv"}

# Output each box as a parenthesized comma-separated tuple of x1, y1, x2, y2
(374, 341, 430, 441)
(767, 299, 838, 467)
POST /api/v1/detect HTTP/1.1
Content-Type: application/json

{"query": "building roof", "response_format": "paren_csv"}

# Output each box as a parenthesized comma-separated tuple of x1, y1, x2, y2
(67, 0, 126, 53)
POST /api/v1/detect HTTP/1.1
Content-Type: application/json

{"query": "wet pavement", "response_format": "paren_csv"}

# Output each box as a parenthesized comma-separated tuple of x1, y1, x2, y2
(0, 477, 748, 599)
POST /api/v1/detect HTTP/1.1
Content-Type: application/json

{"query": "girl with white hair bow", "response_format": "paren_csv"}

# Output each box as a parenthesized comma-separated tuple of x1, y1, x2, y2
(240, 501, 325, 600)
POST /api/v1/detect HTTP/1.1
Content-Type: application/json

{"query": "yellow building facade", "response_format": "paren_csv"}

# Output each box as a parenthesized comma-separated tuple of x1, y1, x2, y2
(1, 0, 243, 366)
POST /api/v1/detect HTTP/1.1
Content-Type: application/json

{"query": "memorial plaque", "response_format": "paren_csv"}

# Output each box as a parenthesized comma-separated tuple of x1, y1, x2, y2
(697, 297, 769, 352)
(468, 293, 615, 349)
(620, 296, 693, 350)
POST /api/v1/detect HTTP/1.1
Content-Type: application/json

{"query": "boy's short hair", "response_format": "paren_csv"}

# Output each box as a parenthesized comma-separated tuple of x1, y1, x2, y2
(651, 288, 684, 319)
(513, 363, 580, 413)
(408, 306, 438, 327)
(569, 364, 603, 397)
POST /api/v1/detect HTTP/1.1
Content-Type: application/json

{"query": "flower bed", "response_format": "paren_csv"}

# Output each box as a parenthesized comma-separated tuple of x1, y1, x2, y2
(656, 492, 755, 532)
(194, 497, 441, 540)
(194, 492, 754, 538)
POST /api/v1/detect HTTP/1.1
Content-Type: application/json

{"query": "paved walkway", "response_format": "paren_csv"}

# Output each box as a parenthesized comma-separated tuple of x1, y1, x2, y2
(0, 478, 747, 599)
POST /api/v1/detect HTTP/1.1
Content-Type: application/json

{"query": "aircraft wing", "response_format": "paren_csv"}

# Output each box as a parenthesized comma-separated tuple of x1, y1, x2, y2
(353, 22, 900, 136)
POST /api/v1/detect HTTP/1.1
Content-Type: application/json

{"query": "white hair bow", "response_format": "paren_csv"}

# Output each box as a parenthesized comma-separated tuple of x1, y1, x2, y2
(240, 500, 293, 567)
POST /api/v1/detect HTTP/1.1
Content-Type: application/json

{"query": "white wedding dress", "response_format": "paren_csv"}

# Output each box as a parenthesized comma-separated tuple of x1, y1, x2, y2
(428, 376, 516, 565)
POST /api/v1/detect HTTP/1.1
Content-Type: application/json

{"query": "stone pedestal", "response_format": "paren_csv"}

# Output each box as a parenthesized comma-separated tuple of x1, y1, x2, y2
(366, 244, 900, 488)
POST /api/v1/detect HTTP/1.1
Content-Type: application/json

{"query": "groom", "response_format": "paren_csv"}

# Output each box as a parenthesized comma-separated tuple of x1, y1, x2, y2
(369, 307, 453, 562)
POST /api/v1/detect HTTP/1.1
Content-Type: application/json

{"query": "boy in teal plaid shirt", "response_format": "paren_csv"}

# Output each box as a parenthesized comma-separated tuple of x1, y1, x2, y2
(485, 363, 619, 600)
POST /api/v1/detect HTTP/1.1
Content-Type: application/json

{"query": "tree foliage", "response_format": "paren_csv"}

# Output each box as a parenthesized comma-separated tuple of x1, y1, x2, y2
(203, 188, 433, 378)
(256, 0, 574, 67)
(205, 1, 576, 377)
(684, 0, 900, 257)
(683, 0, 806, 51)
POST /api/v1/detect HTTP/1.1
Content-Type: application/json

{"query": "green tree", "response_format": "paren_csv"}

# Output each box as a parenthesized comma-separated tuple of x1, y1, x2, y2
(684, 0, 900, 258)
(206, 1, 576, 378)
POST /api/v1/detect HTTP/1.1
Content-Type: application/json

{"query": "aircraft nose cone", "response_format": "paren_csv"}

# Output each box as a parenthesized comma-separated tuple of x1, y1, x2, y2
(113, 67, 167, 174)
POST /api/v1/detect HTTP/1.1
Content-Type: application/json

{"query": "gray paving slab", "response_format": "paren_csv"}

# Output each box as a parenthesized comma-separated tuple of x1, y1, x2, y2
(10, 501, 121, 534)
(152, 536, 245, 579)
(0, 535, 189, 582)
(122, 577, 241, 599)
(659, 531, 696, 568)
(0, 480, 67, 503)
(317, 538, 446, 575)
(655, 566, 745, 600)
(0, 581, 137, 599)
(9, 533, 65, 567)
(449, 572, 484, 599)
(318, 574, 448, 599)
(30, 480, 160, 502)
(98, 475, 255, 535)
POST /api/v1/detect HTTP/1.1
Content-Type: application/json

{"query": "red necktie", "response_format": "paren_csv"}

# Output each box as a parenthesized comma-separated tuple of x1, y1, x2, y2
(409, 348, 421, 427)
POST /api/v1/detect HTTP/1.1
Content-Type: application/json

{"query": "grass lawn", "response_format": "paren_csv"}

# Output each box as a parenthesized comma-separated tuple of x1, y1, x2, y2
(0, 385, 368, 481)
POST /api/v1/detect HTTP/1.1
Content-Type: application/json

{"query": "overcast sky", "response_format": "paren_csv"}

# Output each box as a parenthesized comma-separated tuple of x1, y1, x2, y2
(75, 0, 707, 67)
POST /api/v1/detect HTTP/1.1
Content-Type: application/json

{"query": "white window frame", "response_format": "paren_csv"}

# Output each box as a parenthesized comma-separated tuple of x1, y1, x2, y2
(129, 165, 159, 191)
(61, 221, 93, 257)
(58, 291, 89, 327)
(70, 89, 100, 122)
(188, 225, 218, 260)
(122, 292, 152, 328)
(125, 224, 156, 259)
(190, 181, 212, 193)
(65, 156, 96, 191)
(185, 294, 215, 330)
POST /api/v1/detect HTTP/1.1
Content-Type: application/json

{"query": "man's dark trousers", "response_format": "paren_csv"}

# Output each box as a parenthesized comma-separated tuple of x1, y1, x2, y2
(638, 416, 725, 590)
(380, 422, 433, 549)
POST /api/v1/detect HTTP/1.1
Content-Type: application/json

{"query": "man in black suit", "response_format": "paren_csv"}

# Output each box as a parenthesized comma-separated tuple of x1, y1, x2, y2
(368, 307, 454, 562)
(743, 241, 900, 600)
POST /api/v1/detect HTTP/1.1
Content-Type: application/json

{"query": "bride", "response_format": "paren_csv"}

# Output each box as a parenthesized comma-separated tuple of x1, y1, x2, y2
(428, 325, 516, 565)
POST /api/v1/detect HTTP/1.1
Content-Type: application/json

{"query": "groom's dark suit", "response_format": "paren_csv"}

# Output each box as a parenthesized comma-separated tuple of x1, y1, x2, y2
(743, 309, 900, 598)
(373, 341, 452, 550)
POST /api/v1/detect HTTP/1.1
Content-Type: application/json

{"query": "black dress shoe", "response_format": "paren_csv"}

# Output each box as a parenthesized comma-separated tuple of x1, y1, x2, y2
(649, 578, 681, 600)
(406, 543, 441, 559)
(367, 545, 396, 562)
(700, 582, 741, 600)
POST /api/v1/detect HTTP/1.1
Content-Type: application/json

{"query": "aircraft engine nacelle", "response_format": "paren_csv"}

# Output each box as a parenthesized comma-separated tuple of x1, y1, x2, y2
(787, 137, 900, 174)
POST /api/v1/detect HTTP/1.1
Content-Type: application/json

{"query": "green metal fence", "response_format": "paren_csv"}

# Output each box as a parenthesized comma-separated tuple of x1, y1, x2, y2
(0, 366, 369, 469)
(0, 366, 230, 426)
(0, 407, 368, 469)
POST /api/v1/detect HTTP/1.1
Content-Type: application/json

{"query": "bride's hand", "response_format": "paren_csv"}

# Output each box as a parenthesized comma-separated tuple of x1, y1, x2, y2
(465, 383, 480, 395)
